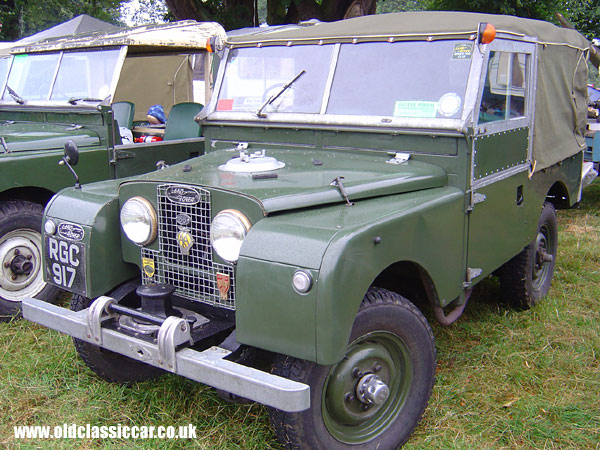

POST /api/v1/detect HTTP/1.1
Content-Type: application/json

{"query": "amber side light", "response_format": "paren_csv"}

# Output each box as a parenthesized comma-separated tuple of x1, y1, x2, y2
(206, 37, 214, 53)
(478, 22, 496, 44)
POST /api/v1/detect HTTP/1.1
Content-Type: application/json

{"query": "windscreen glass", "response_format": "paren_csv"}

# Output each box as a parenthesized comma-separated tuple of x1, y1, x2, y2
(217, 45, 334, 114)
(2, 48, 120, 103)
(327, 40, 473, 119)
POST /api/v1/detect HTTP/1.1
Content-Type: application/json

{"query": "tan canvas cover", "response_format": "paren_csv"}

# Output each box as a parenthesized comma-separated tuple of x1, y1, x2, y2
(114, 54, 193, 121)
(12, 20, 226, 54)
(228, 12, 591, 171)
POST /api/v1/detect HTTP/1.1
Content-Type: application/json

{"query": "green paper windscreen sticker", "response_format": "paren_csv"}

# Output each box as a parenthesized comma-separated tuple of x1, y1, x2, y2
(393, 101, 437, 118)
(452, 43, 473, 60)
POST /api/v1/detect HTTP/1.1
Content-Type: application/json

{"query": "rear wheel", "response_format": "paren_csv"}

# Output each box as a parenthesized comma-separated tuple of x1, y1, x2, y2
(71, 280, 164, 383)
(269, 287, 436, 450)
(0, 200, 60, 321)
(498, 202, 558, 309)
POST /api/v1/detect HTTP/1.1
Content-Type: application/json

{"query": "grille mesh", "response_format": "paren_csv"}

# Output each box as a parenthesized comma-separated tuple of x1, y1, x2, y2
(141, 184, 235, 309)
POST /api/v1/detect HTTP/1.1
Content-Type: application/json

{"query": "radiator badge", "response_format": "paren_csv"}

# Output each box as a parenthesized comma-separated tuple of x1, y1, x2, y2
(176, 229, 194, 255)
(216, 273, 230, 300)
(142, 257, 155, 278)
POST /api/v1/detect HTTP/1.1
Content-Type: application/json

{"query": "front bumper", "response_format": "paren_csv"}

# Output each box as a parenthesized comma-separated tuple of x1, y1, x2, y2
(22, 297, 310, 412)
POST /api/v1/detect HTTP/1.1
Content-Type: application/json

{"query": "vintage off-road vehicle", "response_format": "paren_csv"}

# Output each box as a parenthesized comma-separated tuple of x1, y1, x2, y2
(0, 20, 226, 318)
(23, 12, 590, 450)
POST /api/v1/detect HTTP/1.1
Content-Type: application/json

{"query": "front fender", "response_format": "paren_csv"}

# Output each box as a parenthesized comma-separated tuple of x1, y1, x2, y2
(236, 187, 465, 364)
(316, 187, 465, 364)
(44, 180, 138, 297)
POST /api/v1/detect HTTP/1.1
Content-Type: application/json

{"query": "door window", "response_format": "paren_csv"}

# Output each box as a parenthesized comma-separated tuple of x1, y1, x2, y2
(479, 51, 527, 123)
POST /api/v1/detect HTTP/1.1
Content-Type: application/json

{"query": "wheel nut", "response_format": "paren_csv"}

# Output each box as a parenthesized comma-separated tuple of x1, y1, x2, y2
(352, 367, 362, 378)
(361, 404, 369, 411)
(345, 392, 354, 402)
(13, 249, 19, 256)
(373, 363, 382, 373)
(11, 274, 17, 280)
(26, 255, 32, 260)
(3, 262, 9, 268)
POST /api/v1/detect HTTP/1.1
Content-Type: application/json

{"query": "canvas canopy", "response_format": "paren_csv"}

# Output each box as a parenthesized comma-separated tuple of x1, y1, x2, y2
(227, 12, 591, 171)
(16, 14, 118, 45)
(12, 20, 226, 55)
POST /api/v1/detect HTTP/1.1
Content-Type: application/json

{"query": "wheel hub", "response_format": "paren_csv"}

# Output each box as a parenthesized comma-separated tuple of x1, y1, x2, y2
(532, 228, 553, 289)
(0, 230, 44, 300)
(10, 253, 34, 276)
(356, 373, 390, 405)
(322, 331, 413, 444)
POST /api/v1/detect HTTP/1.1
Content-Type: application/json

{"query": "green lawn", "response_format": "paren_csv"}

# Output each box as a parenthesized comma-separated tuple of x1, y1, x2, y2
(1, 182, 599, 450)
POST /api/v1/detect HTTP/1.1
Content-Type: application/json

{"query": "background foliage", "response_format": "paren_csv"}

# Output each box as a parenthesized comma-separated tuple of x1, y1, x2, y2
(0, 0, 123, 41)
(1, 0, 599, 39)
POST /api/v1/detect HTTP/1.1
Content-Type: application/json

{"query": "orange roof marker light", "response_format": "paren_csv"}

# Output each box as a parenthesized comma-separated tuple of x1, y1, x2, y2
(478, 22, 496, 44)
(206, 35, 224, 53)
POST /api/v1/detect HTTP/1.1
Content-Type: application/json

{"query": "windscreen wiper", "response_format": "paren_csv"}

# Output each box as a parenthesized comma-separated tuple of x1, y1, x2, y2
(68, 97, 103, 105)
(6, 85, 25, 104)
(256, 69, 306, 118)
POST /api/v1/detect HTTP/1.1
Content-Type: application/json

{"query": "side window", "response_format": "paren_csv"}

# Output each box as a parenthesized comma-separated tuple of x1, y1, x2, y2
(479, 51, 527, 123)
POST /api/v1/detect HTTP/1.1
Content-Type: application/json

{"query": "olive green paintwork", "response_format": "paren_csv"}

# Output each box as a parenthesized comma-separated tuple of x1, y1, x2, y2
(44, 179, 138, 297)
(115, 147, 448, 213)
(473, 128, 529, 180)
(0, 107, 204, 200)
(40, 117, 583, 364)
(235, 186, 465, 364)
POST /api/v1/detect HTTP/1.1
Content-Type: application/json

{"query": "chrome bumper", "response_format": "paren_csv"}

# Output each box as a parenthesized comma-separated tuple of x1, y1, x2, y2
(22, 297, 310, 412)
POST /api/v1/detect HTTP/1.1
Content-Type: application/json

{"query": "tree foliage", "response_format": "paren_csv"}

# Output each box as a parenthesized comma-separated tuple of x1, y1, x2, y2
(560, 0, 600, 41)
(121, 0, 173, 26)
(429, 0, 560, 21)
(0, 0, 124, 41)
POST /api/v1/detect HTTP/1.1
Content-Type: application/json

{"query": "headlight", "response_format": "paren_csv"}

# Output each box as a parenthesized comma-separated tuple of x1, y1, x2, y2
(120, 196, 157, 246)
(210, 209, 251, 263)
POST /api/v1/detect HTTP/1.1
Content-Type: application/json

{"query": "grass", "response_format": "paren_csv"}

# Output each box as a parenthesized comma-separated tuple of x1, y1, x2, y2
(1, 182, 599, 450)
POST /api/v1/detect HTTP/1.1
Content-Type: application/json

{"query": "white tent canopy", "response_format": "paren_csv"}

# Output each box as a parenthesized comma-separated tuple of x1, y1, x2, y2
(16, 14, 118, 45)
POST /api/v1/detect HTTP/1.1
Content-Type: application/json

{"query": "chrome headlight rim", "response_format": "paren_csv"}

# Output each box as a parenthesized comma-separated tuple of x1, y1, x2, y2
(120, 196, 158, 246)
(210, 209, 251, 263)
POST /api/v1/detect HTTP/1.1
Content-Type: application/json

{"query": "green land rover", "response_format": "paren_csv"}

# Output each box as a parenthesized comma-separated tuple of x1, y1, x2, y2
(23, 12, 591, 450)
(0, 20, 226, 318)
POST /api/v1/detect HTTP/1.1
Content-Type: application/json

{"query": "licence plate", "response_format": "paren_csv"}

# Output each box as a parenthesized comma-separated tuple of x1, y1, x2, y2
(45, 236, 86, 294)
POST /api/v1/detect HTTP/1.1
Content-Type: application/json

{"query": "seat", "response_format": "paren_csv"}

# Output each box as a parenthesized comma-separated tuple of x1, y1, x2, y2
(163, 102, 204, 141)
(112, 101, 135, 129)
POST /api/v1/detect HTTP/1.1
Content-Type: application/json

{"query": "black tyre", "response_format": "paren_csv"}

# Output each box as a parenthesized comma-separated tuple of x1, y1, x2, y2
(71, 280, 164, 383)
(498, 202, 558, 309)
(269, 287, 436, 450)
(0, 200, 60, 321)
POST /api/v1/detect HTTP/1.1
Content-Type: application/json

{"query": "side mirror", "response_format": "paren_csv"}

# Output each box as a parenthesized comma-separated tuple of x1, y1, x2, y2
(64, 139, 79, 166)
(59, 140, 81, 189)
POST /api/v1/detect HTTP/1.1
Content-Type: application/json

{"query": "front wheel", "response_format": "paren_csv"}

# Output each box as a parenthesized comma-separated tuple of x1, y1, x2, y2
(269, 287, 436, 450)
(498, 202, 558, 309)
(0, 200, 60, 321)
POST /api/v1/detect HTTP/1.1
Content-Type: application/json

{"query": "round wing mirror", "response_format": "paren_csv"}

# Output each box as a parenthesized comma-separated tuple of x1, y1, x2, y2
(64, 139, 79, 166)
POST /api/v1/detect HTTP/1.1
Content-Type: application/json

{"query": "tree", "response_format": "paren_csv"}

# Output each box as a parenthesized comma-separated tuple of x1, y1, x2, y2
(121, 0, 173, 26)
(0, 0, 124, 41)
(560, 0, 600, 41)
(429, 0, 560, 21)
(164, 0, 379, 30)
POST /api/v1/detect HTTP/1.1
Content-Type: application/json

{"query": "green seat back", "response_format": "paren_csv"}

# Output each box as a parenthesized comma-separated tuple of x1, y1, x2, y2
(112, 101, 135, 129)
(163, 102, 204, 141)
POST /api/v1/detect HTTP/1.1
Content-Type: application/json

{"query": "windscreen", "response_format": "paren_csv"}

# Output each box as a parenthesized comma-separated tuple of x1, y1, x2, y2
(217, 45, 334, 114)
(216, 40, 474, 121)
(327, 41, 473, 119)
(2, 48, 121, 103)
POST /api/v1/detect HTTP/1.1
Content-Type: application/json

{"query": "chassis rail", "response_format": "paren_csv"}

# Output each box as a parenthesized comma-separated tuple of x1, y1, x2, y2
(22, 297, 310, 412)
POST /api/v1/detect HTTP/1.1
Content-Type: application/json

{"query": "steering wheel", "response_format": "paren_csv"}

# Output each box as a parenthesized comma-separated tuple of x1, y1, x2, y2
(261, 83, 311, 109)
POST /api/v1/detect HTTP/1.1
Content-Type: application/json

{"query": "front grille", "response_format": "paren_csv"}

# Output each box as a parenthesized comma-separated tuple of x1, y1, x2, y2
(141, 184, 236, 309)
